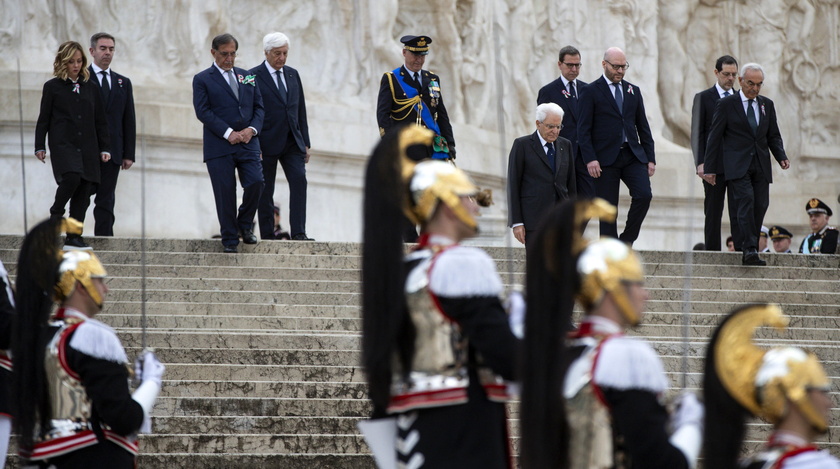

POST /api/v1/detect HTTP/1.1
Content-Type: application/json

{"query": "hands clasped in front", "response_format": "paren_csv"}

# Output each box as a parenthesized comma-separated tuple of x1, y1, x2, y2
(227, 129, 255, 145)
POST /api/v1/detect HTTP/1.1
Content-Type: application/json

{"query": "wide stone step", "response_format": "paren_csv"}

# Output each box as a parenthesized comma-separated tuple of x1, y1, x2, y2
(109, 301, 360, 318)
(120, 330, 360, 350)
(137, 453, 375, 469)
(161, 363, 366, 382)
(162, 380, 367, 399)
(107, 277, 362, 293)
(152, 415, 363, 434)
(102, 314, 361, 332)
(157, 397, 371, 417)
(106, 264, 361, 281)
(108, 288, 362, 305)
(126, 347, 360, 366)
(139, 433, 366, 454)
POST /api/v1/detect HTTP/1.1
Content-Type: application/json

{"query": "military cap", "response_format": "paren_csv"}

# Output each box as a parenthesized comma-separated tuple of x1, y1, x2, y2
(401, 35, 432, 55)
(806, 198, 833, 216)
(768, 225, 792, 240)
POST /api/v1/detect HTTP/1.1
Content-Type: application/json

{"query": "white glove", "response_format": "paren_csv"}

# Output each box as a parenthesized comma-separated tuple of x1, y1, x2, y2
(135, 350, 165, 387)
(669, 391, 704, 469)
(505, 289, 525, 339)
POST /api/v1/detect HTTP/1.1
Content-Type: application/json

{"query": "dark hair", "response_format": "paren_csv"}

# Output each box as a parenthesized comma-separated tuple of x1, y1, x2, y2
(702, 304, 760, 469)
(726, 236, 734, 245)
(212, 33, 239, 51)
(519, 200, 577, 469)
(12, 218, 63, 451)
(715, 55, 738, 72)
(90, 32, 116, 49)
(693, 242, 706, 251)
(558, 45, 581, 63)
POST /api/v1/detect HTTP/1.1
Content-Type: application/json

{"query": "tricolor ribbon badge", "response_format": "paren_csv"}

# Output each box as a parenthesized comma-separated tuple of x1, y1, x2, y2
(627, 84, 634, 95)
(562, 90, 571, 98)
(118, 78, 123, 87)
(761, 104, 765, 116)
(72, 83, 80, 94)
(239, 74, 256, 86)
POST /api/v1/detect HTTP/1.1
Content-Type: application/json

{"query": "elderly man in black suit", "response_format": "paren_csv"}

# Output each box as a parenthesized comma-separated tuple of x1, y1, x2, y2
(578, 47, 655, 245)
(705, 63, 790, 266)
(507, 102, 576, 247)
(87, 32, 136, 237)
(537, 45, 592, 197)
(691, 55, 739, 251)
(250, 32, 313, 241)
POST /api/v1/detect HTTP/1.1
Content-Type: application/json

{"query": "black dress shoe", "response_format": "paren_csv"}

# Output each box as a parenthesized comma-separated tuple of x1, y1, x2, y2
(292, 233, 314, 241)
(64, 234, 92, 250)
(223, 245, 238, 253)
(240, 229, 258, 245)
(742, 250, 766, 266)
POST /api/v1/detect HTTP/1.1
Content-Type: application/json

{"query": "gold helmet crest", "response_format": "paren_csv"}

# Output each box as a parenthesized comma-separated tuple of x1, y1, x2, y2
(54, 219, 108, 306)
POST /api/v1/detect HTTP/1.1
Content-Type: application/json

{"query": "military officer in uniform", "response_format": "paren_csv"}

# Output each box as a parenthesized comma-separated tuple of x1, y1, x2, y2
(768, 225, 793, 253)
(376, 35, 455, 160)
(799, 198, 838, 254)
(704, 304, 839, 468)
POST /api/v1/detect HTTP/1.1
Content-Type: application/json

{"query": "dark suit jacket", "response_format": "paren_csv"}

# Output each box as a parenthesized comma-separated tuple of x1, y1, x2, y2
(704, 92, 787, 182)
(690, 85, 723, 168)
(376, 66, 454, 148)
(507, 132, 576, 229)
(578, 76, 655, 167)
(249, 62, 310, 155)
(35, 77, 110, 183)
(537, 78, 587, 155)
(192, 65, 264, 161)
(87, 66, 136, 164)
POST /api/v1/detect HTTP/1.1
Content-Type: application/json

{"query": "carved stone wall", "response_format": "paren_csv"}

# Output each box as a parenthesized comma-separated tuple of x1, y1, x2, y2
(1, 0, 838, 250)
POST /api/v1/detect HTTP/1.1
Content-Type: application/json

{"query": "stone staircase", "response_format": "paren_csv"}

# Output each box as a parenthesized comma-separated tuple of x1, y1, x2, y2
(0, 236, 838, 467)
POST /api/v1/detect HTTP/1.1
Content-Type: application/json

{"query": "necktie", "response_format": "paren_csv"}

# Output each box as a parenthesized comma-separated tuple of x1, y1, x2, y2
(546, 142, 556, 172)
(569, 81, 577, 99)
(227, 70, 239, 100)
(723, 90, 730, 97)
(747, 99, 758, 133)
(276, 70, 287, 100)
(415, 72, 422, 88)
(613, 82, 623, 114)
(100, 71, 110, 102)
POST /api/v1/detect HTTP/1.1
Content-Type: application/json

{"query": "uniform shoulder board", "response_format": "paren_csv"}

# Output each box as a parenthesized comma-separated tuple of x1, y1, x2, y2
(69, 318, 129, 364)
(429, 246, 503, 298)
(593, 335, 669, 393)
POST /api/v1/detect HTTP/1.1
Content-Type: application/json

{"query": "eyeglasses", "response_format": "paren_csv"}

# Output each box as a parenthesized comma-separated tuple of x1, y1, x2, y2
(215, 51, 237, 58)
(562, 62, 582, 68)
(719, 72, 737, 78)
(605, 60, 629, 71)
(541, 123, 562, 130)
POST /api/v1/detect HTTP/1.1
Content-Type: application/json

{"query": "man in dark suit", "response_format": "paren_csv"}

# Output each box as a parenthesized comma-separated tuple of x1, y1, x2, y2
(578, 47, 655, 245)
(537, 45, 593, 197)
(88, 32, 136, 236)
(193, 33, 265, 253)
(376, 35, 455, 160)
(705, 63, 790, 266)
(691, 55, 739, 251)
(250, 32, 313, 241)
(508, 103, 576, 247)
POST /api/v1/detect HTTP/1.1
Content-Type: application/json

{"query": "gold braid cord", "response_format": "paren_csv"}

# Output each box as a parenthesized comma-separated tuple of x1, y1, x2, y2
(386, 73, 422, 125)
(714, 304, 788, 417)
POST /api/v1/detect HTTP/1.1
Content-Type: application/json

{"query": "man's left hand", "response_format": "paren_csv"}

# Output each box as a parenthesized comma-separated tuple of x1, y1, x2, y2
(122, 160, 133, 170)
(780, 159, 790, 170)
(101, 153, 111, 163)
(238, 130, 254, 145)
(305, 146, 311, 164)
(648, 162, 656, 177)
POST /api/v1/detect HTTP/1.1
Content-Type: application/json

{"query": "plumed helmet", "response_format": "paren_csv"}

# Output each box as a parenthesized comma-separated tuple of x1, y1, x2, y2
(407, 159, 479, 229)
(712, 304, 830, 432)
(54, 249, 107, 306)
(576, 238, 645, 326)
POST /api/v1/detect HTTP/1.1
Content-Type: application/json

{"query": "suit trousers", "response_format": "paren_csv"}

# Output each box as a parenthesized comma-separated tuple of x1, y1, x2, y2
(575, 151, 596, 199)
(702, 179, 738, 251)
(258, 137, 308, 238)
(93, 161, 121, 236)
(595, 147, 652, 244)
(51, 172, 94, 224)
(726, 157, 769, 252)
(206, 149, 264, 247)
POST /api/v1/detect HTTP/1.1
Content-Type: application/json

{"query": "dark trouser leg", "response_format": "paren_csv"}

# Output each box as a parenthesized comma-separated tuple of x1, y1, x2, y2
(595, 157, 622, 239)
(94, 161, 120, 236)
(727, 175, 758, 251)
(702, 178, 727, 250)
(67, 179, 94, 222)
(278, 142, 308, 236)
(726, 188, 740, 250)
(575, 152, 596, 199)
(618, 155, 652, 244)
(51, 172, 82, 218)
(235, 150, 265, 232)
(258, 154, 279, 238)
(751, 169, 770, 244)
(206, 155, 239, 247)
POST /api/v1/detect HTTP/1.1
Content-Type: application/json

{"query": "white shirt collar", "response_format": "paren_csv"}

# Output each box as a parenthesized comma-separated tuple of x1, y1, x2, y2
(214, 62, 235, 76)
(264, 60, 283, 75)
(91, 63, 109, 75)
(561, 75, 575, 88)
(603, 75, 620, 88)
(714, 82, 733, 97)
(63, 307, 90, 320)
(580, 315, 623, 335)
(741, 92, 757, 104)
(426, 234, 455, 246)
(536, 131, 550, 149)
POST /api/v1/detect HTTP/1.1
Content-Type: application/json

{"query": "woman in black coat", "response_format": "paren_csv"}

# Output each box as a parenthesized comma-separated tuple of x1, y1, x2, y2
(35, 41, 110, 248)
